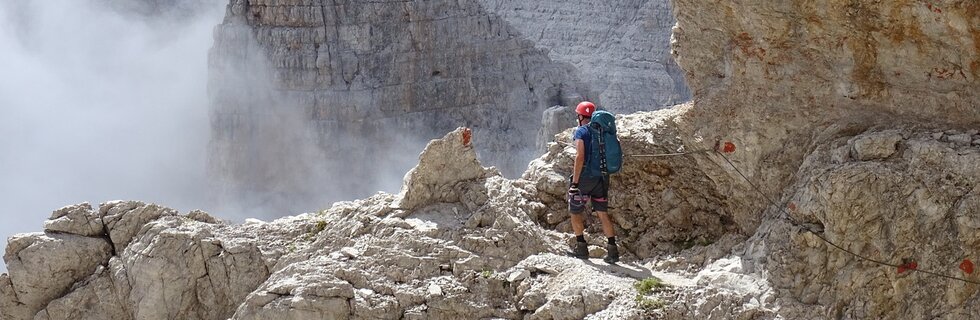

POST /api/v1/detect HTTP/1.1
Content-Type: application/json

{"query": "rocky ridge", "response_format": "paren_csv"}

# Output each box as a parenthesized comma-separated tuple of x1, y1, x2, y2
(2, 126, 779, 320)
(4, 120, 980, 319)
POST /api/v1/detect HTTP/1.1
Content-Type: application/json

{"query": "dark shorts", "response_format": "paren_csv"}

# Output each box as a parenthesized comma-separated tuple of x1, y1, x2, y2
(568, 176, 609, 214)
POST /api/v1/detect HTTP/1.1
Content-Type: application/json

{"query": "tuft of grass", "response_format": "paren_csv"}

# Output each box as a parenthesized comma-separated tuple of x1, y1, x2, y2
(298, 220, 328, 242)
(634, 276, 669, 295)
(480, 269, 493, 278)
(635, 294, 666, 310)
(308, 220, 327, 236)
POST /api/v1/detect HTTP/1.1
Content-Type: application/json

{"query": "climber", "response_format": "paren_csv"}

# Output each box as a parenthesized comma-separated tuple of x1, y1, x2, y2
(568, 101, 619, 263)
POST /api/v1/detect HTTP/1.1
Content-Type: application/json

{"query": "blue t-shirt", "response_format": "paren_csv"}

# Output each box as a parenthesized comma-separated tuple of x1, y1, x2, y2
(573, 125, 600, 177)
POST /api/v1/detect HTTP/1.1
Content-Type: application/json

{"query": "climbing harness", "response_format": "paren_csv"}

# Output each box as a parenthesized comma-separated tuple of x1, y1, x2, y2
(628, 143, 980, 285)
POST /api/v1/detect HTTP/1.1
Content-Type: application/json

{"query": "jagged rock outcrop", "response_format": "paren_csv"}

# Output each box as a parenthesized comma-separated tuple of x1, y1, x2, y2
(396, 128, 493, 210)
(0, 128, 776, 320)
(206, 0, 686, 215)
(3, 233, 112, 318)
(42, 203, 104, 237)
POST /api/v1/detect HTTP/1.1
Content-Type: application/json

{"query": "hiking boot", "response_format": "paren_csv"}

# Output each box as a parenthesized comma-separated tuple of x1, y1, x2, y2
(571, 242, 589, 259)
(604, 243, 620, 263)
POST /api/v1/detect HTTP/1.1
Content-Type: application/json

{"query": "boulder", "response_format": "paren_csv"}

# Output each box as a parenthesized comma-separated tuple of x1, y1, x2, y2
(33, 265, 131, 320)
(100, 201, 177, 251)
(396, 128, 491, 210)
(0, 273, 30, 320)
(947, 133, 974, 146)
(186, 209, 222, 224)
(43, 202, 105, 237)
(3, 233, 112, 316)
(120, 218, 269, 320)
(850, 131, 904, 161)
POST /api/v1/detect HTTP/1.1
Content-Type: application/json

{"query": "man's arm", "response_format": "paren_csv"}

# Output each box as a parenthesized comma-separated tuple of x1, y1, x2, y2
(572, 139, 585, 184)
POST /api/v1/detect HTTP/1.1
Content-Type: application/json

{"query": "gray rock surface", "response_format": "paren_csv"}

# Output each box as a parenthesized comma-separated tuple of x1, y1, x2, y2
(33, 265, 130, 320)
(3, 233, 112, 317)
(0, 126, 777, 320)
(101, 201, 178, 251)
(397, 128, 492, 210)
(42, 202, 103, 237)
(850, 130, 903, 161)
(206, 0, 687, 215)
(476, 0, 690, 110)
(750, 132, 980, 319)
(947, 133, 973, 146)
(537, 105, 575, 152)
(9, 123, 980, 319)
(118, 217, 269, 320)
(0, 273, 29, 320)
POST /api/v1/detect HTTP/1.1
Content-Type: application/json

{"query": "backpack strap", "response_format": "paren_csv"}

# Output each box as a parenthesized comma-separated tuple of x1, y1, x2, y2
(595, 124, 608, 176)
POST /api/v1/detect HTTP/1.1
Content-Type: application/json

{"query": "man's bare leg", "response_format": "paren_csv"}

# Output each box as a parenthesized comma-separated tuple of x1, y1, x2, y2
(597, 210, 619, 263)
(571, 213, 586, 236)
(596, 211, 615, 238)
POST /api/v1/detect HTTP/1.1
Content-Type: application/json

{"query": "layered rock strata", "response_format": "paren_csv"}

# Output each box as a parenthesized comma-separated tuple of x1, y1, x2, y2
(207, 0, 685, 215)
(477, 0, 690, 110)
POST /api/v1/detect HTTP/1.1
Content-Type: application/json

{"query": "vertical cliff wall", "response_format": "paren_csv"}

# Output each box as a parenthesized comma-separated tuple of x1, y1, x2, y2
(207, 0, 686, 215)
(477, 0, 690, 110)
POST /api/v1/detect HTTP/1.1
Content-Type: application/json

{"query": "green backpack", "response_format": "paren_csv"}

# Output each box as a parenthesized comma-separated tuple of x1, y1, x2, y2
(588, 111, 623, 175)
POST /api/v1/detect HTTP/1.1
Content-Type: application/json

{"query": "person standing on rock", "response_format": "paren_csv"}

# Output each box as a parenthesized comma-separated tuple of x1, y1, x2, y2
(568, 101, 618, 263)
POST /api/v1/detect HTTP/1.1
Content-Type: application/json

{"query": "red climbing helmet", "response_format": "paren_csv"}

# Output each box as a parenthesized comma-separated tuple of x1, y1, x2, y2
(575, 101, 595, 117)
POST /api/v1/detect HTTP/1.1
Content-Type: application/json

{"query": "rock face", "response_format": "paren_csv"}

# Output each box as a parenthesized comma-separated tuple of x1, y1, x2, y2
(662, 0, 980, 318)
(206, 0, 686, 215)
(3, 233, 112, 318)
(753, 131, 980, 319)
(477, 0, 690, 110)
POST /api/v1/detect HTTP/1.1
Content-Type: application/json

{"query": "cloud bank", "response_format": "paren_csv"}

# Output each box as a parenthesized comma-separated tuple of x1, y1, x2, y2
(0, 0, 225, 272)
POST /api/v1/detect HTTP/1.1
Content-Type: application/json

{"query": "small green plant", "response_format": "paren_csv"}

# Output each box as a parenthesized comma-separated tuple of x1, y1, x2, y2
(634, 276, 669, 295)
(299, 220, 328, 242)
(480, 269, 493, 278)
(634, 294, 666, 310)
(312, 220, 327, 233)
(634, 277, 670, 311)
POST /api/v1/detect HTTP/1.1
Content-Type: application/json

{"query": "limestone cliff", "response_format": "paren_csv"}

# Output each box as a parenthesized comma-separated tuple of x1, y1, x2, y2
(206, 0, 685, 214)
